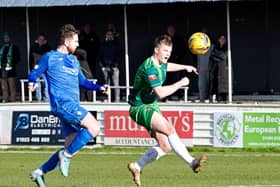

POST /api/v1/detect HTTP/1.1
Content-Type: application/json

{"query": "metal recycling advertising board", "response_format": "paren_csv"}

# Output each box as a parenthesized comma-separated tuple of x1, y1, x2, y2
(243, 112, 280, 147)
(104, 110, 194, 146)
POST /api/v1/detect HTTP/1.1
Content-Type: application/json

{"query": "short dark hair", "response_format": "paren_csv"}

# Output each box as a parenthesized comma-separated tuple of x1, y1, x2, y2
(57, 24, 79, 46)
(153, 34, 173, 48)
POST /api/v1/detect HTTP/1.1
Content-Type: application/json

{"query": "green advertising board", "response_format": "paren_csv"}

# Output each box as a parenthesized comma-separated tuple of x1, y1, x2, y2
(243, 112, 280, 147)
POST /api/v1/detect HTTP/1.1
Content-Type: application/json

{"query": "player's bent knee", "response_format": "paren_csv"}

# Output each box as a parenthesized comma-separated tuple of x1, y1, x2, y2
(165, 124, 176, 135)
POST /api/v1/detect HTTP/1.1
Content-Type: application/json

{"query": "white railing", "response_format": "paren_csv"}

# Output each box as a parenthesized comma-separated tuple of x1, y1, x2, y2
(20, 79, 32, 102)
(20, 79, 189, 103)
(20, 79, 98, 102)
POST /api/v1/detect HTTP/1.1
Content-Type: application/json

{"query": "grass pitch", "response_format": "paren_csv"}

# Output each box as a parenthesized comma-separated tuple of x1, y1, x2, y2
(0, 147, 280, 187)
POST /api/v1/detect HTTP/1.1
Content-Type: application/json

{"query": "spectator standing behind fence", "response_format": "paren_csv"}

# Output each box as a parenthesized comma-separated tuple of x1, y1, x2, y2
(107, 23, 122, 47)
(209, 34, 228, 102)
(79, 23, 100, 77)
(0, 32, 20, 103)
(30, 33, 51, 101)
(197, 28, 214, 103)
(97, 29, 121, 102)
(75, 48, 94, 101)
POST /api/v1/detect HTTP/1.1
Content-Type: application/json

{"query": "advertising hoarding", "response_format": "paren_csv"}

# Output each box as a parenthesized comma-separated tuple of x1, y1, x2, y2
(104, 110, 193, 146)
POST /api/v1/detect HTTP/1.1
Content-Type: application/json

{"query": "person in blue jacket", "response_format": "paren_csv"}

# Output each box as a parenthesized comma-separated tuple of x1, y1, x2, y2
(29, 24, 108, 187)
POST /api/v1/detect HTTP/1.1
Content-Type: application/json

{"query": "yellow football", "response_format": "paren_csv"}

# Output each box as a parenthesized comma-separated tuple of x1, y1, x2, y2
(188, 32, 211, 55)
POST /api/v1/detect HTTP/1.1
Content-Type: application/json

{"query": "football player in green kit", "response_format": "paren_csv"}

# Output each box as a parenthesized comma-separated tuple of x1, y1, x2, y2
(128, 34, 207, 186)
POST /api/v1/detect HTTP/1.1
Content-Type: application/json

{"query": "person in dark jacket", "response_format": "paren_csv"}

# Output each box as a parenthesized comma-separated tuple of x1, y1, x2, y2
(79, 23, 100, 76)
(0, 32, 20, 103)
(196, 28, 214, 103)
(208, 34, 228, 102)
(97, 29, 121, 102)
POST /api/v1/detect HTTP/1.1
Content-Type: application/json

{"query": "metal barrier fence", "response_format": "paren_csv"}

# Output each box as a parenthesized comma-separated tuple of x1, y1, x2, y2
(20, 79, 189, 103)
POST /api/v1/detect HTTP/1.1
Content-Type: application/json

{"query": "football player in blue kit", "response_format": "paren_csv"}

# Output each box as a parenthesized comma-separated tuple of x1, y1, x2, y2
(28, 24, 108, 187)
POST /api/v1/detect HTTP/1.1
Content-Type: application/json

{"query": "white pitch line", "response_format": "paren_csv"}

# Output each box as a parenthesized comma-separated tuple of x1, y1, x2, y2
(0, 150, 142, 155)
(1, 151, 280, 157)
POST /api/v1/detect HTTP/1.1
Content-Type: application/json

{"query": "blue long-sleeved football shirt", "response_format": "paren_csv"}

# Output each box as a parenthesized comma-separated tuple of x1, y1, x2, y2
(28, 50, 101, 112)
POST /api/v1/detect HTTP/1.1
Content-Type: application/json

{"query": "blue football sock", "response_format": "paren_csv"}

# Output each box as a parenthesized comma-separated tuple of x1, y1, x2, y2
(65, 128, 94, 156)
(39, 148, 63, 174)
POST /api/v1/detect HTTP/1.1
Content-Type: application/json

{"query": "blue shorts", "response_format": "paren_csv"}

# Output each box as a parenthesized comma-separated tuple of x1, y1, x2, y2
(55, 102, 88, 137)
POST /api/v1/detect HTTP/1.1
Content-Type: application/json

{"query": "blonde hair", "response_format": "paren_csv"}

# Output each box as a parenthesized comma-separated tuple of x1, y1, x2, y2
(153, 34, 173, 48)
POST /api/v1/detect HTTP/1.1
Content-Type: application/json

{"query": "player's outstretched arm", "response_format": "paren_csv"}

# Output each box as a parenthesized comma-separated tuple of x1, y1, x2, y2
(153, 77, 189, 99)
(167, 63, 198, 74)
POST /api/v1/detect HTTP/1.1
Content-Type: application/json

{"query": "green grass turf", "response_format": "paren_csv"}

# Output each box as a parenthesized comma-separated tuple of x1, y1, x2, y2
(0, 148, 280, 187)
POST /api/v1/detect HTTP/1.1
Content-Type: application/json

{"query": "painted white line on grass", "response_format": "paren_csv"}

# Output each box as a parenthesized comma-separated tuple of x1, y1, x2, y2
(0, 150, 143, 155)
(1, 151, 280, 157)
(209, 153, 280, 157)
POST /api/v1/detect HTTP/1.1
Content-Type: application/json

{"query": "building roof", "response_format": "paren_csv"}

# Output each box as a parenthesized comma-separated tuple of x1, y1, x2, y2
(0, 0, 243, 7)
